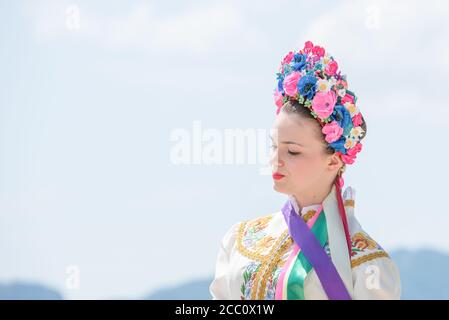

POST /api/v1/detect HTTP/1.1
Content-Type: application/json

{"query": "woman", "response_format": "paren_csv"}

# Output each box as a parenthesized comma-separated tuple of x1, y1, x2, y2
(209, 41, 401, 300)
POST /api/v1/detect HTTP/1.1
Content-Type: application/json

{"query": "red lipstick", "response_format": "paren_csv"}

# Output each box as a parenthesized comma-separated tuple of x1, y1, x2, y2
(272, 172, 285, 180)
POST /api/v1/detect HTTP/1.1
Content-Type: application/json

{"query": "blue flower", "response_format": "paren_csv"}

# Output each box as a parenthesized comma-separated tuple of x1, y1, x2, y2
(277, 77, 284, 94)
(292, 53, 307, 71)
(297, 75, 317, 100)
(332, 104, 353, 136)
(329, 136, 347, 154)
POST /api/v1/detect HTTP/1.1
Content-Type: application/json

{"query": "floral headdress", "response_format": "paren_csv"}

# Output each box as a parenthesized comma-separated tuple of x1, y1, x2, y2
(274, 41, 365, 166)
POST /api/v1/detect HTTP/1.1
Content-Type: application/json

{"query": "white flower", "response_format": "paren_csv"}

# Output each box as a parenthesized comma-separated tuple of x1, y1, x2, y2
(344, 102, 359, 117)
(344, 137, 357, 149)
(321, 53, 332, 66)
(349, 126, 365, 140)
(316, 79, 330, 92)
(337, 88, 346, 97)
(328, 77, 337, 86)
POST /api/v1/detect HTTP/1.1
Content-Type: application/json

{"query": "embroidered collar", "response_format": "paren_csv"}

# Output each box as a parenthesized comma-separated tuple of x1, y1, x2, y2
(287, 195, 322, 222)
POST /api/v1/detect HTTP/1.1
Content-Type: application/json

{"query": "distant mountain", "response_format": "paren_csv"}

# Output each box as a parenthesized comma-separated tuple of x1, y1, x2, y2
(145, 249, 449, 300)
(0, 281, 63, 300)
(144, 279, 212, 300)
(390, 248, 449, 299)
(2, 249, 448, 299)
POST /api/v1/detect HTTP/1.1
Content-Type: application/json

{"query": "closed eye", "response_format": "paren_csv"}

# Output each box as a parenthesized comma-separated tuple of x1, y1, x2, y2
(288, 151, 301, 155)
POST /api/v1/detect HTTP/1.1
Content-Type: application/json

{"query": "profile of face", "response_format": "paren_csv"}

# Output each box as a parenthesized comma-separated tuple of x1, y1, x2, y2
(269, 110, 343, 197)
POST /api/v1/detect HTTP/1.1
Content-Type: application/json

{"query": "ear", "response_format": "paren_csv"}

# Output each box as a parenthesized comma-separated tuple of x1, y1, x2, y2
(327, 152, 343, 172)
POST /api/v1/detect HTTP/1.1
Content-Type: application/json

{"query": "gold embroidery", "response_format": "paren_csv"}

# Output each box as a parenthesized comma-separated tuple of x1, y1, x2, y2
(252, 237, 276, 252)
(237, 219, 276, 261)
(257, 235, 294, 300)
(352, 232, 378, 251)
(344, 199, 354, 207)
(351, 251, 390, 268)
(247, 215, 273, 233)
(249, 229, 291, 299)
(302, 210, 316, 223)
(238, 211, 324, 300)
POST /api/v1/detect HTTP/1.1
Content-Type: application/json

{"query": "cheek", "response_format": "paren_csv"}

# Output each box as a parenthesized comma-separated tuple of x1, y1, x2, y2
(287, 155, 323, 179)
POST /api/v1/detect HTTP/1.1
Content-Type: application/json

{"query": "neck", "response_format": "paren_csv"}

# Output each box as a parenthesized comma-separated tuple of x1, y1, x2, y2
(292, 182, 333, 209)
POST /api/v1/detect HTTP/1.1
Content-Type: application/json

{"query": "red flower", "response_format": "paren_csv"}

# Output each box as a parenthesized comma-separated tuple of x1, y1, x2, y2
(312, 45, 325, 57)
(325, 60, 338, 76)
(341, 143, 363, 164)
(303, 41, 314, 54)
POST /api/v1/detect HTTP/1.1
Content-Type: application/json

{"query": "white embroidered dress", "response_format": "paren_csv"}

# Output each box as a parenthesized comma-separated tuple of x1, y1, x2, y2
(209, 185, 401, 300)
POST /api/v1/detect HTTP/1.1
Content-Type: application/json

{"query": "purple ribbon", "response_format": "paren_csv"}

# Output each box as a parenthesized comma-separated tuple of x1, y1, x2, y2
(282, 200, 352, 300)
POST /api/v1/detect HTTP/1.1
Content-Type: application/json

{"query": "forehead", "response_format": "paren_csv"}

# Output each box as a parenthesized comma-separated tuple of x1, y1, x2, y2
(272, 112, 320, 143)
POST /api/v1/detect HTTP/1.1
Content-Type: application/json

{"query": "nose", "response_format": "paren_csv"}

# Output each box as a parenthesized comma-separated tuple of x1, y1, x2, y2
(269, 150, 285, 171)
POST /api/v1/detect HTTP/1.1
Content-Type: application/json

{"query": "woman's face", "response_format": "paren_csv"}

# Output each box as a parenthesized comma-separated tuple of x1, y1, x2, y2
(269, 111, 341, 196)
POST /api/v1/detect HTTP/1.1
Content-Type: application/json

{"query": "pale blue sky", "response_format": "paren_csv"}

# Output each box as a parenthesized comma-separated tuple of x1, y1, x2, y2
(1, 0, 449, 299)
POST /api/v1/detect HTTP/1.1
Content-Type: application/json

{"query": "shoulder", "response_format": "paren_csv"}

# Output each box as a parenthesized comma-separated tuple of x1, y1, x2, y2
(224, 211, 289, 261)
(239, 211, 286, 234)
(349, 232, 402, 299)
(342, 186, 391, 267)
(350, 230, 390, 268)
(343, 186, 401, 299)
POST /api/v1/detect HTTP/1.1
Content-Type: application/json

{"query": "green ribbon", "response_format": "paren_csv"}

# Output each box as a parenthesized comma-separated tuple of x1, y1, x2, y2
(286, 210, 329, 300)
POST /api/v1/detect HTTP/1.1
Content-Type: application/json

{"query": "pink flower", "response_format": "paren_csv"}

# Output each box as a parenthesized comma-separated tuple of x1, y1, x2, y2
(352, 113, 363, 127)
(303, 41, 314, 54)
(341, 143, 363, 164)
(322, 121, 344, 143)
(283, 71, 302, 97)
(274, 88, 284, 108)
(341, 93, 354, 105)
(276, 105, 283, 115)
(282, 51, 294, 64)
(312, 45, 325, 57)
(341, 154, 355, 164)
(311, 91, 337, 119)
(325, 60, 338, 76)
(311, 55, 321, 63)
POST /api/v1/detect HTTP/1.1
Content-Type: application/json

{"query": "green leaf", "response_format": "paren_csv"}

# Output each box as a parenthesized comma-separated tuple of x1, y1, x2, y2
(243, 270, 249, 282)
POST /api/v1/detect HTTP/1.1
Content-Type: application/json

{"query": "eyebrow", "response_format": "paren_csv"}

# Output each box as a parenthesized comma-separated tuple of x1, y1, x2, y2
(281, 141, 305, 147)
(269, 135, 304, 147)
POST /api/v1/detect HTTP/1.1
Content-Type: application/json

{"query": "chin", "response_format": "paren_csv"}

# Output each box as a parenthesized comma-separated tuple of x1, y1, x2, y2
(273, 183, 289, 194)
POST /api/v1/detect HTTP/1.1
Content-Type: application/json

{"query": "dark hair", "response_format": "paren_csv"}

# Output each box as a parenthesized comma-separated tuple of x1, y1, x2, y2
(280, 99, 367, 155)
